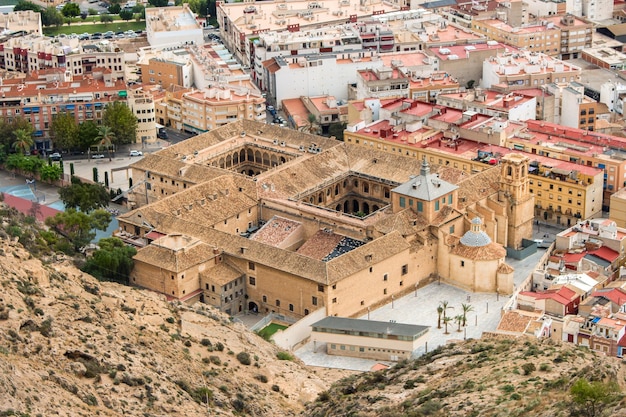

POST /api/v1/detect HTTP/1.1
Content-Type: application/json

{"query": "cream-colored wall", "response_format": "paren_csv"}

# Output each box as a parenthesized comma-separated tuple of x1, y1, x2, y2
(132, 260, 202, 299)
(313, 331, 428, 360)
(610, 192, 626, 228)
(445, 253, 500, 293)
(327, 247, 432, 318)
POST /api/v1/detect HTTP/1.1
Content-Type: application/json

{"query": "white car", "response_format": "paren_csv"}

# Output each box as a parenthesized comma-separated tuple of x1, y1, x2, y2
(129, 150, 143, 157)
(92, 153, 105, 159)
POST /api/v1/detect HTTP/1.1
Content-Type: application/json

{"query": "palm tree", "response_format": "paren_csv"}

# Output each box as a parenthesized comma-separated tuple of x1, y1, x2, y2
(442, 316, 452, 335)
(300, 113, 320, 134)
(455, 315, 464, 332)
(95, 125, 116, 161)
(439, 300, 452, 321)
(461, 303, 474, 327)
(12, 129, 33, 155)
(436, 305, 443, 329)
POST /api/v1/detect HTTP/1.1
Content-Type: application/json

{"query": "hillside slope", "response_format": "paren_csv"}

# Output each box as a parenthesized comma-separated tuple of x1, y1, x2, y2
(304, 336, 626, 417)
(0, 235, 337, 417)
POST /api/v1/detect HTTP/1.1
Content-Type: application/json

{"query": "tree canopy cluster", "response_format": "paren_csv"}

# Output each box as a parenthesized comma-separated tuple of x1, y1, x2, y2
(51, 102, 137, 152)
(59, 176, 111, 213)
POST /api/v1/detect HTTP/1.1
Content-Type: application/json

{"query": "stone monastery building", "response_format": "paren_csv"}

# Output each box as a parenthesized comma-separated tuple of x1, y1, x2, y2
(118, 120, 533, 319)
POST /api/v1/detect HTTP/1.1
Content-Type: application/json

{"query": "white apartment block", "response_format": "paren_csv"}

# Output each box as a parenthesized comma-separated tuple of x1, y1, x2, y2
(264, 50, 383, 108)
(146, 5, 204, 48)
(600, 81, 626, 115)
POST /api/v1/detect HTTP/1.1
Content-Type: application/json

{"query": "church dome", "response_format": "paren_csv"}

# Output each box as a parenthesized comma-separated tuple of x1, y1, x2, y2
(460, 217, 492, 247)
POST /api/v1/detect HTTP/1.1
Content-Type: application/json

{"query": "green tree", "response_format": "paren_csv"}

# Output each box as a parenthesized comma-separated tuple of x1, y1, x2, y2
(95, 125, 116, 161)
(442, 316, 452, 334)
(88, 8, 98, 16)
(13, 129, 34, 155)
(99, 14, 113, 24)
(461, 303, 474, 327)
(82, 237, 137, 283)
(5, 154, 44, 175)
(328, 122, 346, 141)
(42, 7, 64, 27)
(13, 0, 41, 12)
(299, 113, 319, 134)
(149, 0, 169, 7)
(119, 9, 133, 20)
(570, 378, 620, 417)
(59, 177, 110, 213)
(50, 112, 79, 151)
(102, 101, 137, 145)
(45, 208, 111, 251)
(439, 300, 451, 321)
(454, 314, 463, 332)
(61, 2, 81, 19)
(108, 3, 121, 14)
(0, 117, 33, 155)
(78, 120, 99, 151)
(39, 164, 62, 183)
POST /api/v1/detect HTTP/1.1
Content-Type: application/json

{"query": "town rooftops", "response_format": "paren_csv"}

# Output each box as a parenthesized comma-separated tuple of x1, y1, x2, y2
(591, 288, 626, 306)
(312, 316, 429, 339)
(520, 286, 578, 305)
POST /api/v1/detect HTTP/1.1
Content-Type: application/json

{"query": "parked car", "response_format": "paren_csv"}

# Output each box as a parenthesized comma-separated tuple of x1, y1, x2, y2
(129, 150, 143, 157)
(49, 152, 62, 161)
(92, 153, 105, 159)
(157, 129, 168, 139)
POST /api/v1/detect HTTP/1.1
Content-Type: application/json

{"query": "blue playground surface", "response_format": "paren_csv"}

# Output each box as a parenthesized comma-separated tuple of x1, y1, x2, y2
(0, 184, 36, 201)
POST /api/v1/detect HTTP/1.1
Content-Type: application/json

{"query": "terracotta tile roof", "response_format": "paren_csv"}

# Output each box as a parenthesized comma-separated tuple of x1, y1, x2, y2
(497, 263, 514, 274)
(251, 216, 303, 247)
(589, 246, 620, 263)
(130, 153, 226, 184)
(326, 231, 410, 285)
(133, 236, 213, 272)
(448, 235, 506, 260)
(200, 262, 243, 286)
(296, 230, 345, 260)
(456, 166, 500, 210)
(497, 309, 543, 334)
(119, 174, 258, 228)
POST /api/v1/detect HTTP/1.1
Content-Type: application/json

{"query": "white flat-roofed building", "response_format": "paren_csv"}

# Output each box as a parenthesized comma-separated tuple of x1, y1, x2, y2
(217, 0, 404, 66)
(264, 50, 383, 109)
(311, 316, 429, 361)
(145, 5, 204, 48)
(481, 49, 581, 91)
(0, 10, 41, 36)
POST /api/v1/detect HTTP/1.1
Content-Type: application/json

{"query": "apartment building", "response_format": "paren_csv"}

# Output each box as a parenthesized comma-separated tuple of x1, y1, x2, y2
(139, 56, 192, 89)
(0, 68, 127, 150)
(510, 120, 626, 207)
(444, 0, 527, 28)
(472, 14, 592, 59)
(544, 82, 604, 130)
(481, 49, 581, 91)
(216, 0, 404, 67)
(128, 89, 157, 145)
(263, 50, 383, 108)
(0, 35, 125, 79)
(181, 87, 265, 134)
(253, 24, 364, 90)
(145, 5, 204, 47)
(427, 42, 511, 89)
(436, 89, 537, 122)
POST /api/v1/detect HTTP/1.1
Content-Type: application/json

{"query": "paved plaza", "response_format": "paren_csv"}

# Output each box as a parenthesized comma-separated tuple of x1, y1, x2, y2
(294, 248, 548, 371)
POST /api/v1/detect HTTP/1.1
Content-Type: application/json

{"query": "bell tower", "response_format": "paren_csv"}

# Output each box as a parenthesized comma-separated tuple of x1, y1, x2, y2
(498, 153, 534, 249)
